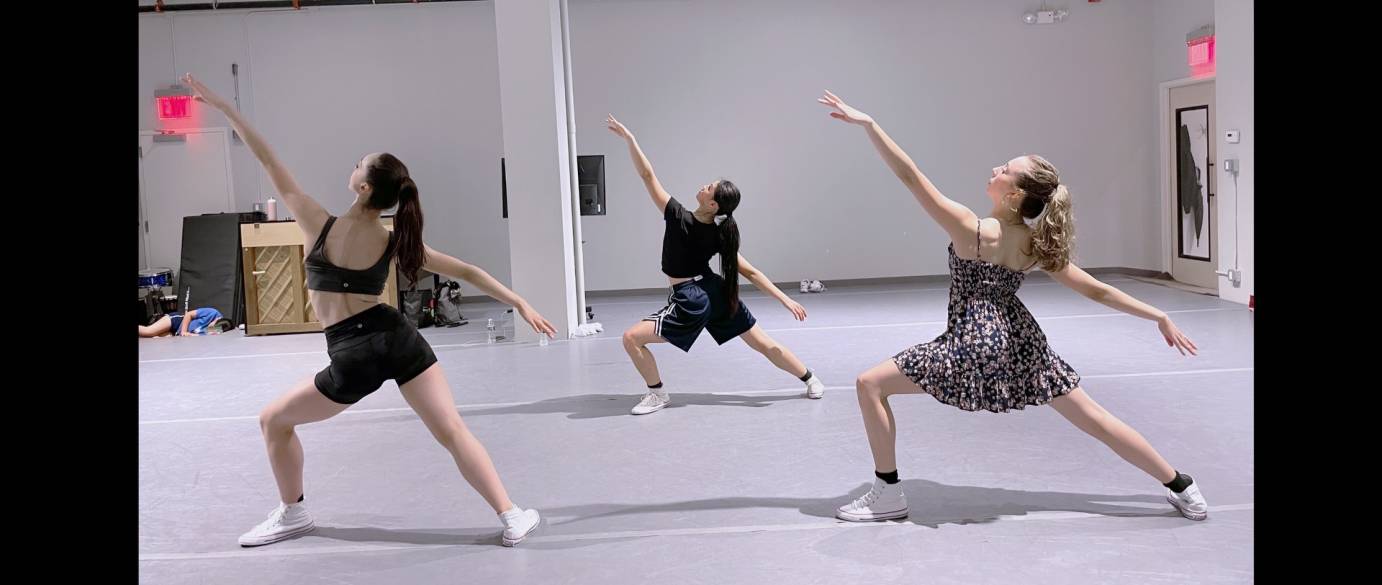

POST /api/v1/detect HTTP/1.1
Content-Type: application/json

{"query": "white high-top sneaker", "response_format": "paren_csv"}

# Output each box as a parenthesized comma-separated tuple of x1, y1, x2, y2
(238, 502, 315, 547)
(1166, 482, 1208, 521)
(804, 373, 825, 399)
(836, 478, 909, 522)
(631, 389, 670, 415)
(499, 506, 541, 546)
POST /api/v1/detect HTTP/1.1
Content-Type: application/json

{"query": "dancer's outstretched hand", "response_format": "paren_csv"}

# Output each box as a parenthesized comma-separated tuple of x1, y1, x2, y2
(1157, 316, 1198, 356)
(817, 90, 874, 126)
(606, 114, 633, 140)
(782, 298, 808, 321)
(519, 304, 558, 339)
(182, 73, 231, 111)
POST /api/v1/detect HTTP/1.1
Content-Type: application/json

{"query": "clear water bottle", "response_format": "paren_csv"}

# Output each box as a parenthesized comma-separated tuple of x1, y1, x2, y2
(486, 318, 496, 344)
(538, 333, 549, 347)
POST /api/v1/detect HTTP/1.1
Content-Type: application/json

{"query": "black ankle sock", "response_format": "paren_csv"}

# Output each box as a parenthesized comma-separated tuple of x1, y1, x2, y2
(1163, 472, 1193, 493)
(296, 494, 304, 503)
(799, 369, 814, 383)
(874, 470, 900, 484)
(648, 382, 663, 389)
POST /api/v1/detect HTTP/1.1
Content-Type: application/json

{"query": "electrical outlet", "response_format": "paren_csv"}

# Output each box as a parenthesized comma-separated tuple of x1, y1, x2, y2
(1223, 158, 1238, 174)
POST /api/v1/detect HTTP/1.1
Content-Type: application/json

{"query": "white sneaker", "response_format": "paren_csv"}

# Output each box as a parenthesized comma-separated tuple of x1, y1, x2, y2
(1166, 482, 1208, 521)
(836, 478, 908, 522)
(804, 374, 825, 399)
(800, 280, 810, 293)
(807, 280, 827, 293)
(499, 506, 541, 546)
(238, 502, 315, 547)
(631, 390, 670, 415)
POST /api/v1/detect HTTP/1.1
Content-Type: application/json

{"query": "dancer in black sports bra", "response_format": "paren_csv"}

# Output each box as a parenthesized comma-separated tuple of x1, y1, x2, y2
(184, 74, 554, 548)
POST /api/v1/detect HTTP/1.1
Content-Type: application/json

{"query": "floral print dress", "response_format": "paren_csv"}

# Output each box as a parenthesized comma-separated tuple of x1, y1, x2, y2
(892, 222, 1081, 413)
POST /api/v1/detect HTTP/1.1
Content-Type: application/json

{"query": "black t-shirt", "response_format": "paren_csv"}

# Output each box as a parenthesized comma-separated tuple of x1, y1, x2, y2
(661, 197, 721, 278)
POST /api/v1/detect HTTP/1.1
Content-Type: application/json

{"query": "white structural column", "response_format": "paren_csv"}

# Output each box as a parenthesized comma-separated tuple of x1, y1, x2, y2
(494, 0, 581, 340)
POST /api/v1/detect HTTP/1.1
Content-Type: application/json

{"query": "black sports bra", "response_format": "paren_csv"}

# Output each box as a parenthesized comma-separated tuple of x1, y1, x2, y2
(303, 216, 395, 295)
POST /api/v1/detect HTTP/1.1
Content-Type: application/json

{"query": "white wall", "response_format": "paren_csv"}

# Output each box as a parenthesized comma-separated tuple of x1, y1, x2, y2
(570, 0, 1160, 291)
(138, 2, 510, 296)
(139, 12, 263, 217)
(1149, 0, 1252, 304)
(140, 0, 1200, 295)
(1213, 0, 1252, 304)
(1153, 0, 1215, 83)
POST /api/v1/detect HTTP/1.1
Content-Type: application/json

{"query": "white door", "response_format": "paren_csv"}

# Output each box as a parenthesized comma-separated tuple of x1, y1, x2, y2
(1168, 81, 1217, 289)
(138, 129, 236, 279)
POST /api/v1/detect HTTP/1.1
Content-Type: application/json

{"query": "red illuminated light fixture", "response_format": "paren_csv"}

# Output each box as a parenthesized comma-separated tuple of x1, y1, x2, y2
(1186, 25, 1215, 78)
(155, 85, 194, 120)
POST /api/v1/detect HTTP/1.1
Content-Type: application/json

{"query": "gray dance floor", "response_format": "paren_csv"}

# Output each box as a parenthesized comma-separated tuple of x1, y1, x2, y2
(139, 273, 1253, 584)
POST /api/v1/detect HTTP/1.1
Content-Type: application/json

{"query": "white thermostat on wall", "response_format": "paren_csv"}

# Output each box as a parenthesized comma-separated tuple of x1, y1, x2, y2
(1224, 130, 1240, 144)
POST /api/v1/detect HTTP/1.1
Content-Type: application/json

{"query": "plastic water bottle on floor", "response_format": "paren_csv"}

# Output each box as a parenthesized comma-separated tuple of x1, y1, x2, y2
(486, 318, 496, 344)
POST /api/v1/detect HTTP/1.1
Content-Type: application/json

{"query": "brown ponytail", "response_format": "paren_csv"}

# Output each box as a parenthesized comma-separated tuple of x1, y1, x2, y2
(1015, 155, 1074, 272)
(366, 153, 427, 282)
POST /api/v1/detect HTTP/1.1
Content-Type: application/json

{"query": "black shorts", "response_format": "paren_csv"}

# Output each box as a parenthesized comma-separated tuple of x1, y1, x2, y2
(643, 273, 757, 352)
(314, 304, 438, 404)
